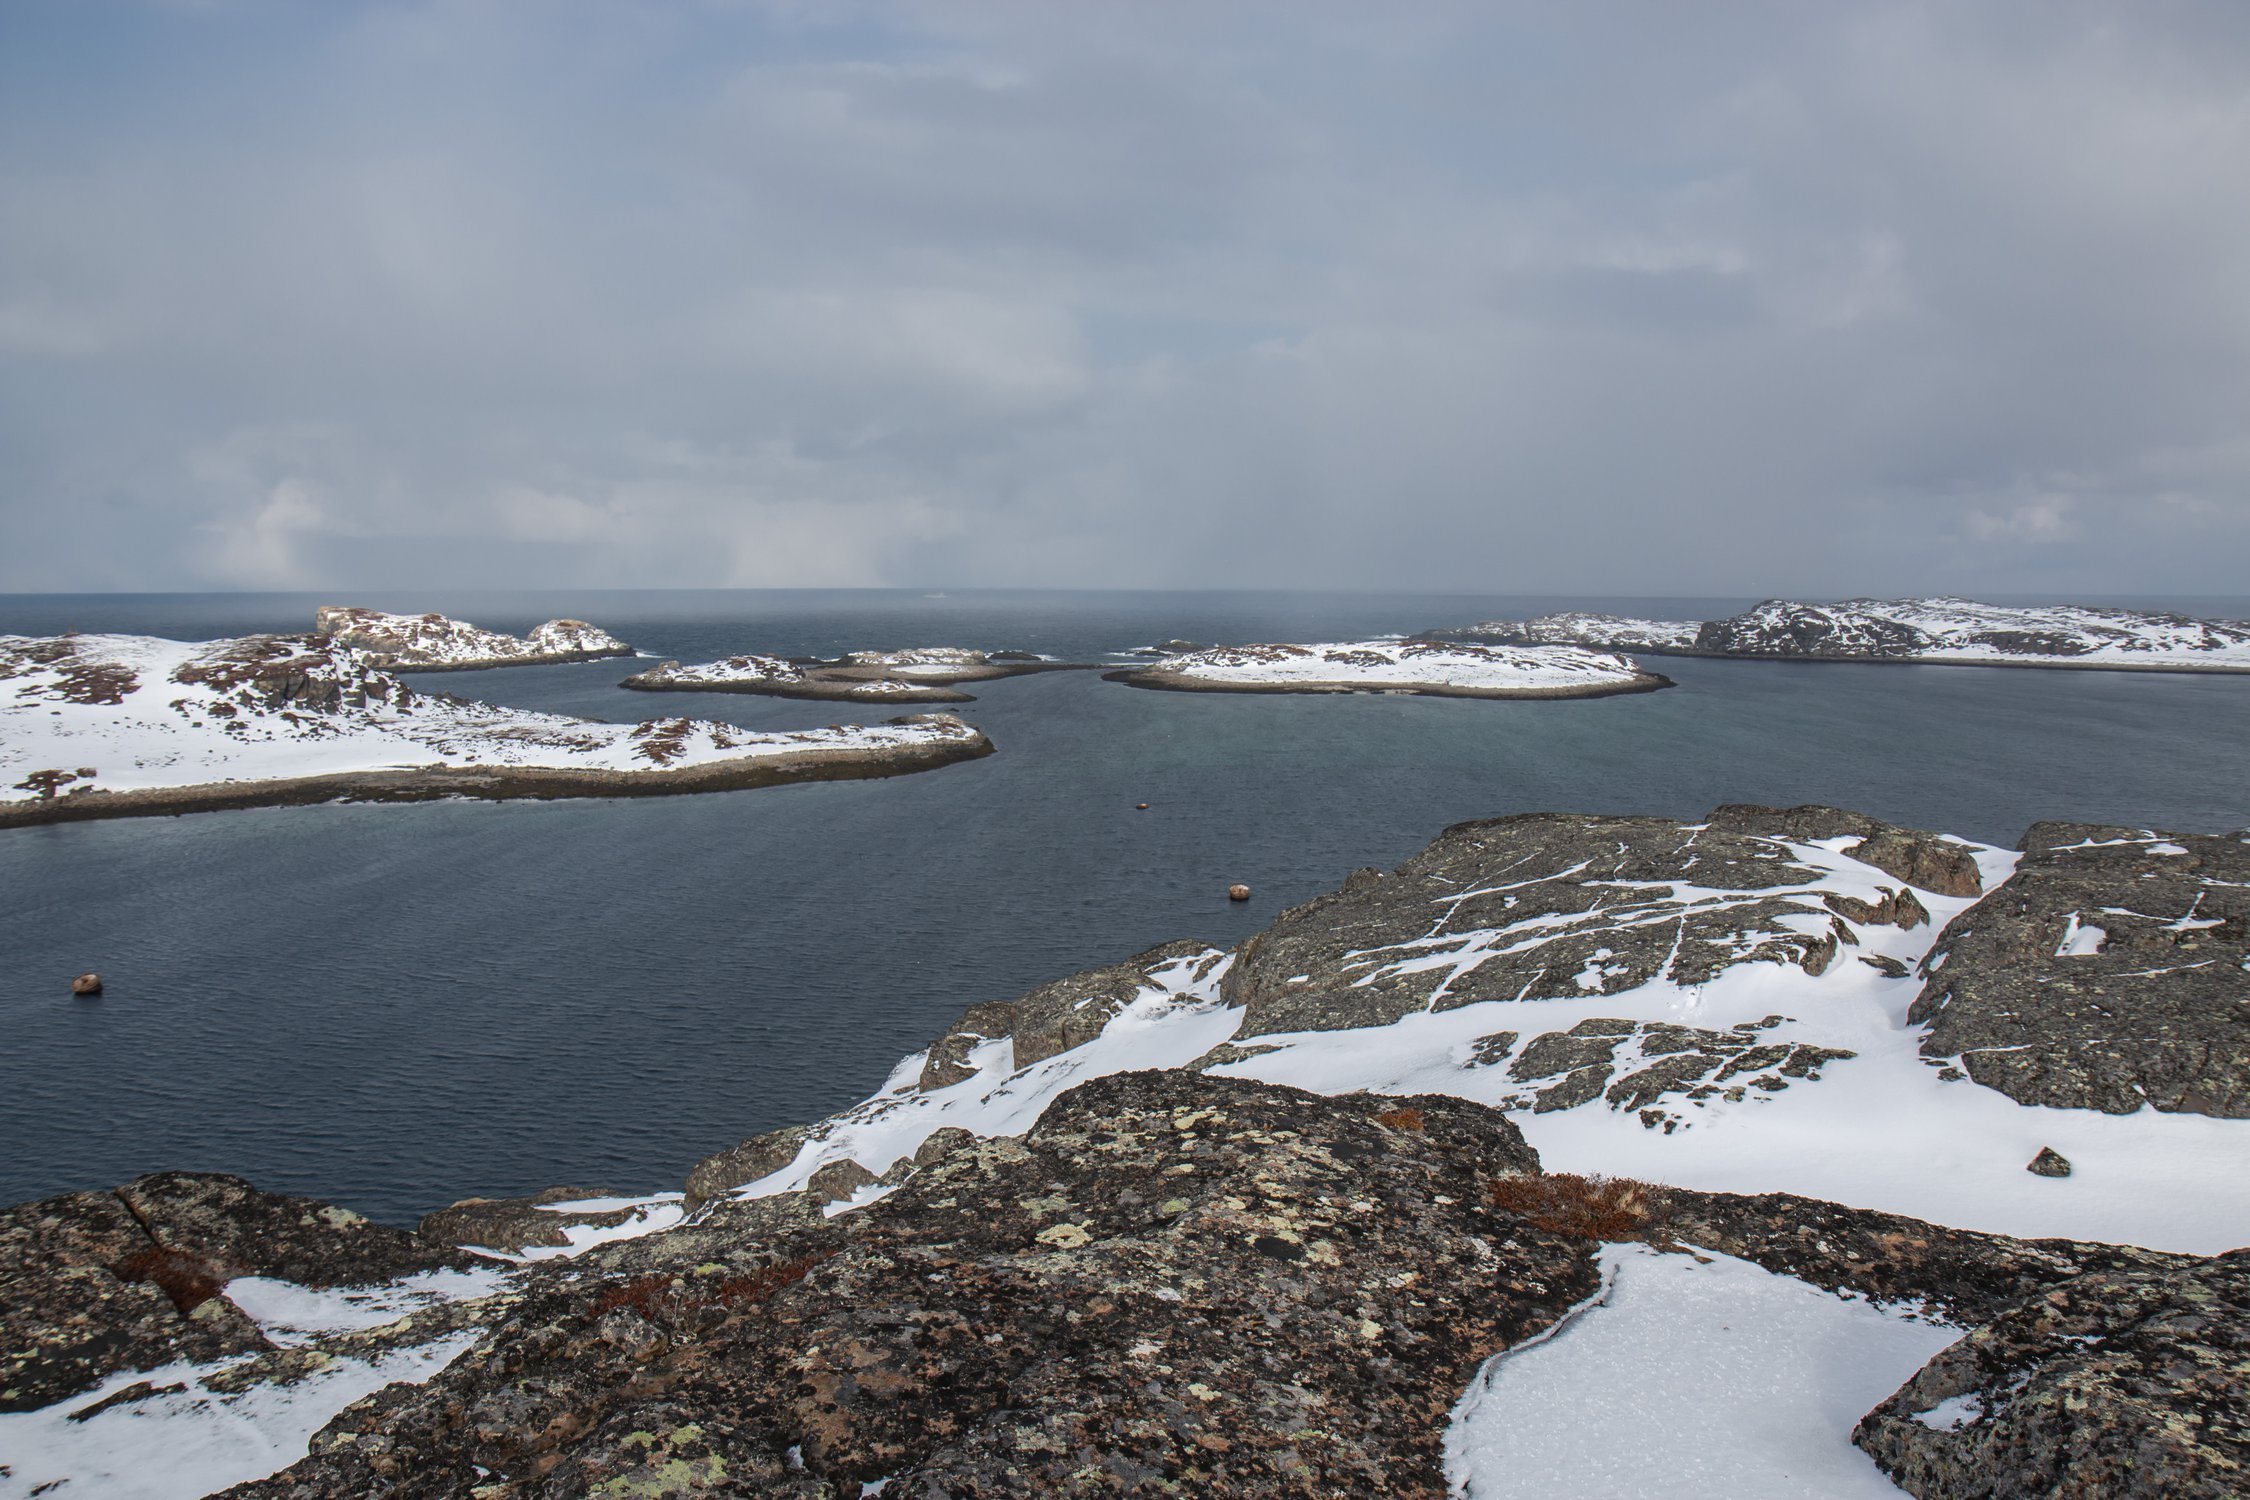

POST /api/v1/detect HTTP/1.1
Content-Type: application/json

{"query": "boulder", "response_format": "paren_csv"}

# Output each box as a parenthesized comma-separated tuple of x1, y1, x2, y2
(2027, 1147, 2073, 1178)
(69, 972, 101, 996)
(681, 1123, 812, 1212)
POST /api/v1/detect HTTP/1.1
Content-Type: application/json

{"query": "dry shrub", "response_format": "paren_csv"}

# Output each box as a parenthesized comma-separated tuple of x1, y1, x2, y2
(113, 1247, 227, 1312)
(593, 1253, 831, 1321)
(1487, 1172, 1651, 1241)
(1372, 1106, 1427, 1132)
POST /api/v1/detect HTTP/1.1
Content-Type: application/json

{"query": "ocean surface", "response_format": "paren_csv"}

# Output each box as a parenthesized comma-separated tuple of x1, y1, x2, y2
(5, 589, 2248, 1224)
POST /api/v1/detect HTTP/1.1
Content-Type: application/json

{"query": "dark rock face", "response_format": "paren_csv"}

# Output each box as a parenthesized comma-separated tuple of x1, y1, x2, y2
(913, 940, 1223, 1091)
(2027, 1148, 2073, 1178)
(1911, 821, 2250, 1116)
(232, 1073, 1588, 1499)
(1706, 803, 1984, 897)
(1227, 808, 1956, 1038)
(1623, 1186, 2195, 1325)
(1, 1173, 470, 1412)
(1469, 1015, 1852, 1128)
(682, 1123, 814, 1213)
(1697, 601, 1930, 658)
(1854, 1250, 2250, 1499)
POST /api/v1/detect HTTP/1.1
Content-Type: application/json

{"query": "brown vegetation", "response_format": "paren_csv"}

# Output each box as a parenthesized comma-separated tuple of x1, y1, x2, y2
(1487, 1172, 1652, 1241)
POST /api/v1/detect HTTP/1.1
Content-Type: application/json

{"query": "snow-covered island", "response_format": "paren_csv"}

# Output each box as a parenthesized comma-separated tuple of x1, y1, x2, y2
(1431, 598, 2250, 672)
(8, 801, 2244, 1496)
(314, 606, 633, 671)
(1108, 638, 1673, 699)
(0, 632, 991, 828)
(621, 645, 1089, 703)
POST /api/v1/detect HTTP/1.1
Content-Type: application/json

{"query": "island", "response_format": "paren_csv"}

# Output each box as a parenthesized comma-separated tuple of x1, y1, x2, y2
(621, 646, 1092, 703)
(0, 631, 992, 828)
(8, 801, 2243, 1496)
(314, 606, 633, 670)
(1106, 638, 1673, 698)
(1428, 597, 2250, 672)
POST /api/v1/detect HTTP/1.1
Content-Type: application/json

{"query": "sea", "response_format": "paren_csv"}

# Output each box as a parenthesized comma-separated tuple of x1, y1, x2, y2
(4, 589, 2247, 1224)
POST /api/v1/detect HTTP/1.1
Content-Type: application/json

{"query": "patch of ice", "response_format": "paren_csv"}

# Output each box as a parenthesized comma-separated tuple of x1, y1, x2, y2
(1446, 1244, 1960, 1499)
(223, 1266, 509, 1346)
(2055, 913, 2108, 957)
(1912, 1391, 1985, 1432)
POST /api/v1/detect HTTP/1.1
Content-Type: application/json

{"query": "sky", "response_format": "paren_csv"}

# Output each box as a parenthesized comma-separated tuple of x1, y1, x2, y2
(2, 1, 2247, 596)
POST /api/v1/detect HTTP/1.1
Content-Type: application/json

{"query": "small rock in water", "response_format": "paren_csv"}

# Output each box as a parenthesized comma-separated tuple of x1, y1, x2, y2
(2027, 1146, 2073, 1178)
(1228, 884, 1252, 902)
(1136, 802, 1150, 810)
(70, 972, 102, 996)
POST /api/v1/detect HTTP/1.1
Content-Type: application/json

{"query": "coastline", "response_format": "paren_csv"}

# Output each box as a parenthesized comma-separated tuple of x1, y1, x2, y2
(377, 645, 636, 673)
(1549, 644, 2250, 675)
(0, 729, 995, 831)
(619, 660, 1096, 700)
(1102, 666, 1677, 700)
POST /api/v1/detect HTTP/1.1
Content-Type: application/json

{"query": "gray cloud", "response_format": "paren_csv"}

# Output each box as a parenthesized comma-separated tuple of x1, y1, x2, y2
(2, 0, 2246, 593)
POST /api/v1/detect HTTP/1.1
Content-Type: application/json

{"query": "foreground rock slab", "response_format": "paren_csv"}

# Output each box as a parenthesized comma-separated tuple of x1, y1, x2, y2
(231, 1072, 1592, 1498)
(1912, 820, 2250, 1116)
(1, 1172, 473, 1411)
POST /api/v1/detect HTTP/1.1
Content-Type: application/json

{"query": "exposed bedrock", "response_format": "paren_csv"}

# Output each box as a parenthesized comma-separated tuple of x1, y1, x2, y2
(1854, 1249, 2250, 1499)
(1224, 805, 1975, 1038)
(1911, 821, 2250, 1117)
(231, 1072, 1588, 1499)
(1, 1172, 474, 1412)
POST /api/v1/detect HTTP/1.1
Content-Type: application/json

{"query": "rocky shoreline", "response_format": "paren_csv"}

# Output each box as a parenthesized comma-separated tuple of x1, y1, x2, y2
(621, 648, 1093, 704)
(314, 608, 634, 672)
(6, 801, 2243, 1496)
(0, 723, 995, 830)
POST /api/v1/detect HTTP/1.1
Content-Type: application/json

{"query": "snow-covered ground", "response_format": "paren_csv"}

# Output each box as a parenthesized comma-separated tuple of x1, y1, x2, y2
(1138, 640, 1656, 693)
(1447, 1244, 1962, 1499)
(1467, 613, 1703, 650)
(314, 607, 629, 668)
(690, 832, 2249, 1255)
(0, 1267, 507, 1500)
(0, 633, 982, 804)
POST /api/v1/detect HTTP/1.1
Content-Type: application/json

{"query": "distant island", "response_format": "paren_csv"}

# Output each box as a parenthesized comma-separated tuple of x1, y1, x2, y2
(0, 631, 991, 828)
(315, 606, 634, 671)
(622, 646, 1090, 703)
(1107, 639, 1672, 699)
(1426, 598, 2250, 673)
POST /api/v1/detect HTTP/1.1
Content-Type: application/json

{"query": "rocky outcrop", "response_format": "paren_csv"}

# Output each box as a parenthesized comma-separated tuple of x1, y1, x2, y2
(1706, 803, 1985, 897)
(1, 1172, 472, 1411)
(1464, 1015, 1853, 1129)
(912, 939, 1226, 1091)
(1225, 807, 1963, 1038)
(1426, 599, 2250, 673)
(1911, 821, 2250, 1116)
(622, 648, 1090, 702)
(1854, 1250, 2250, 1499)
(232, 1072, 1587, 1498)
(420, 1187, 666, 1256)
(314, 607, 632, 670)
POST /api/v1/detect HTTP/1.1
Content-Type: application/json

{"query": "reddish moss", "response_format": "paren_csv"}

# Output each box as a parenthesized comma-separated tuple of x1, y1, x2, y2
(1372, 1106, 1427, 1132)
(113, 1247, 227, 1313)
(592, 1253, 832, 1320)
(1487, 1172, 1651, 1241)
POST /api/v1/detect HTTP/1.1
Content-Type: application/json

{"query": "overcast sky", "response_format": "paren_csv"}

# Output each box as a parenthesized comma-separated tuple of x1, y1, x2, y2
(3, 1, 2247, 595)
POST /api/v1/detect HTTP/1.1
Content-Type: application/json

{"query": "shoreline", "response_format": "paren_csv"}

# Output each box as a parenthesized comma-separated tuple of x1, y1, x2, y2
(0, 730, 994, 831)
(1554, 644, 2250, 675)
(1102, 667, 1676, 700)
(378, 645, 636, 673)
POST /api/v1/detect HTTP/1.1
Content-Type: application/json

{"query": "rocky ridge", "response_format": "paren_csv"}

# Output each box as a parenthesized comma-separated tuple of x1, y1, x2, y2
(313, 608, 632, 671)
(1106, 639, 1672, 700)
(1429, 598, 2250, 672)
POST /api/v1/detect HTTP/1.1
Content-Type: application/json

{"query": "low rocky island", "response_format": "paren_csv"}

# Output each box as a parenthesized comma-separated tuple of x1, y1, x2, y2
(1107, 639, 1673, 699)
(313, 606, 633, 671)
(8, 801, 2243, 1496)
(1430, 597, 2250, 672)
(621, 646, 1087, 703)
(0, 632, 992, 828)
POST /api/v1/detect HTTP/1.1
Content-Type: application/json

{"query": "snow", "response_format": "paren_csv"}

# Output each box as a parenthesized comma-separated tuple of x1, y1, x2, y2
(2055, 913, 2109, 957)
(695, 828, 2250, 1253)
(1480, 613, 1703, 650)
(0, 633, 982, 803)
(0, 1334, 479, 1500)
(315, 607, 627, 667)
(1445, 1244, 1961, 1499)
(1912, 1392, 1986, 1432)
(1146, 640, 1650, 692)
(224, 1265, 510, 1346)
(628, 652, 807, 686)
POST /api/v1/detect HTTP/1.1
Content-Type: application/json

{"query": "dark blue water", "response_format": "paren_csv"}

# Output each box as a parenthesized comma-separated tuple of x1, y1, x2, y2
(5, 590, 2247, 1223)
